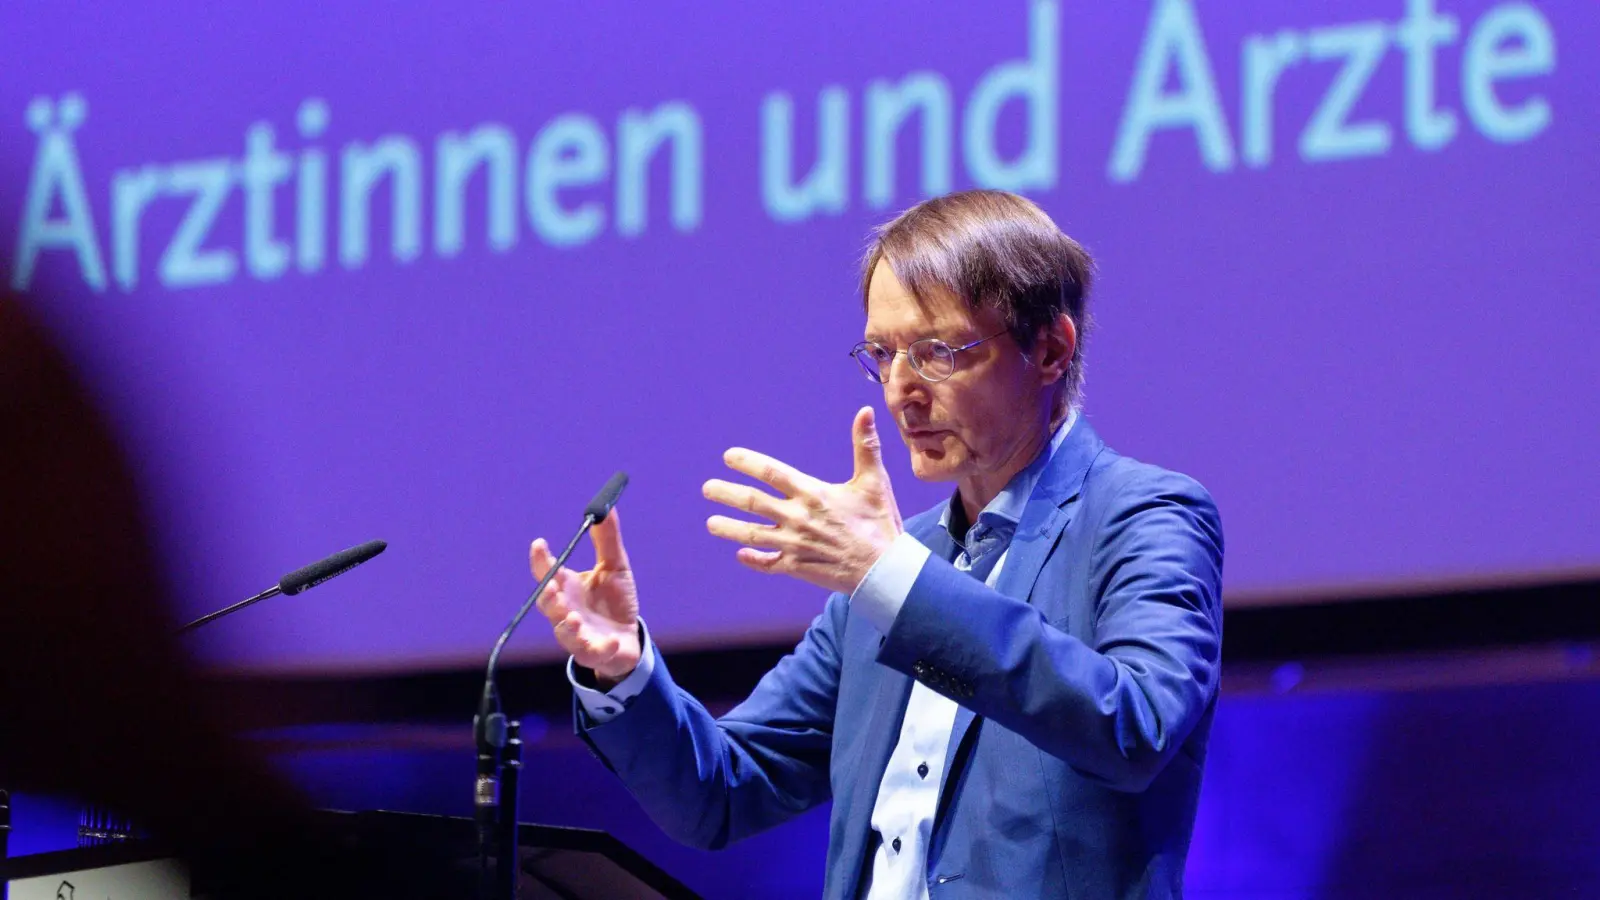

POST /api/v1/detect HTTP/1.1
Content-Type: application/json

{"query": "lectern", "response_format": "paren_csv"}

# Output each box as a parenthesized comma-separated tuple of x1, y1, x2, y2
(0, 809, 701, 899)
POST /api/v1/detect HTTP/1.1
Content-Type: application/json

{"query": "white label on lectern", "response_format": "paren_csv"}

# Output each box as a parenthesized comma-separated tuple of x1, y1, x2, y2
(9, 858, 190, 900)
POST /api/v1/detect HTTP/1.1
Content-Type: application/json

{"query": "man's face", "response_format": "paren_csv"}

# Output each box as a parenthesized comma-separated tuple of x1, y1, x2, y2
(864, 260, 1050, 486)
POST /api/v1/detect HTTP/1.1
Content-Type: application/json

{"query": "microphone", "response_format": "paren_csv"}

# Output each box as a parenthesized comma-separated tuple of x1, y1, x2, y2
(280, 539, 388, 595)
(474, 472, 628, 900)
(177, 539, 387, 634)
(584, 470, 629, 524)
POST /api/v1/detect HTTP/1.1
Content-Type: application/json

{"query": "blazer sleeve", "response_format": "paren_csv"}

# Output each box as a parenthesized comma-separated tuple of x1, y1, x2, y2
(575, 591, 847, 850)
(877, 465, 1224, 793)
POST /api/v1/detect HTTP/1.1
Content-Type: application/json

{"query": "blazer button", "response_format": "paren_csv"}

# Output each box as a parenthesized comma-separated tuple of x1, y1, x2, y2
(917, 762, 929, 779)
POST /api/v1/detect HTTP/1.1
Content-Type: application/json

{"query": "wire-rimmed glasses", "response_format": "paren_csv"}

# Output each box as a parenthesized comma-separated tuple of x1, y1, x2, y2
(849, 331, 1006, 384)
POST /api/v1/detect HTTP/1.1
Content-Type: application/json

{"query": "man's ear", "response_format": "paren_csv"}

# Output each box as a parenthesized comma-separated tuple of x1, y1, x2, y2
(1034, 313, 1076, 386)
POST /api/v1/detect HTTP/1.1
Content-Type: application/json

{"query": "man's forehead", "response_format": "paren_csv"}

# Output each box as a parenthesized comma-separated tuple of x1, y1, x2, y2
(865, 265, 972, 333)
(865, 290, 1004, 344)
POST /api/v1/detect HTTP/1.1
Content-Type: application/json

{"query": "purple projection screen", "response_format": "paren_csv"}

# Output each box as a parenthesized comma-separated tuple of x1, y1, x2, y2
(5, 1, 1596, 672)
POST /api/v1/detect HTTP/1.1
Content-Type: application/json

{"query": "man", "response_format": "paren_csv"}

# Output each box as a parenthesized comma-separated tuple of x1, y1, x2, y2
(532, 189, 1223, 899)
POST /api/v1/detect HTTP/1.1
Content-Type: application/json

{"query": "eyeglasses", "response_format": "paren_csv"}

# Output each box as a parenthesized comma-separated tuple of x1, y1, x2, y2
(849, 331, 1007, 384)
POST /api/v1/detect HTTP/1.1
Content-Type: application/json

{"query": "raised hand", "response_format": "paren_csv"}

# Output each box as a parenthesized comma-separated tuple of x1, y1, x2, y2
(703, 406, 904, 595)
(531, 509, 642, 685)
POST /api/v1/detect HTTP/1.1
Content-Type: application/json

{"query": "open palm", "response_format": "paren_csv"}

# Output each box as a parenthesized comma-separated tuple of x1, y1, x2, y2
(532, 511, 642, 682)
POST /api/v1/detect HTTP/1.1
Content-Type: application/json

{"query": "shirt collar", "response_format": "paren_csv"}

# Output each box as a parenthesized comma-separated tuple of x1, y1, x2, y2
(940, 408, 1079, 537)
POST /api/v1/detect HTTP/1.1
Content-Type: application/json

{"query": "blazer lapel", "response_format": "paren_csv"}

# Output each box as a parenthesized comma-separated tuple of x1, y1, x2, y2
(935, 420, 1107, 816)
(994, 418, 1104, 605)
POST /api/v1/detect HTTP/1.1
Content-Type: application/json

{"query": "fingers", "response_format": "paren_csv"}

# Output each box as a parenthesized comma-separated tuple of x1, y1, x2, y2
(702, 478, 785, 522)
(589, 507, 632, 571)
(532, 538, 580, 626)
(556, 611, 623, 664)
(723, 448, 823, 497)
(552, 611, 582, 653)
(529, 537, 556, 580)
(851, 406, 885, 480)
(531, 539, 572, 594)
(706, 514, 785, 550)
(534, 568, 573, 624)
(533, 534, 627, 666)
(735, 547, 783, 573)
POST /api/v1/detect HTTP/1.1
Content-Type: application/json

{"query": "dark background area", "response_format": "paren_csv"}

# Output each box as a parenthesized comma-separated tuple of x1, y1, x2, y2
(13, 574, 1598, 898)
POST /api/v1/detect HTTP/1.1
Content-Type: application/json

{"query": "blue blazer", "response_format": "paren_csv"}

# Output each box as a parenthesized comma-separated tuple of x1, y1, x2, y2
(578, 420, 1224, 899)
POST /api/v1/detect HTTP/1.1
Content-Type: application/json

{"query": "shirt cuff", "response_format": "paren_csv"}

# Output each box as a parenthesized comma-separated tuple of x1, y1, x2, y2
(568, 619, 657, 724)
(849, 531, 932, 633)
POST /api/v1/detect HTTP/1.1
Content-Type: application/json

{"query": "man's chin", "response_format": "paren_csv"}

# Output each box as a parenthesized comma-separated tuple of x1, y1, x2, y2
(908, 449, 962, 482)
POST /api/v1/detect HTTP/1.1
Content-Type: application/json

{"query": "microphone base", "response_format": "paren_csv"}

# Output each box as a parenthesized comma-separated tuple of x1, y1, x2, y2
(472, 717, 522, 900)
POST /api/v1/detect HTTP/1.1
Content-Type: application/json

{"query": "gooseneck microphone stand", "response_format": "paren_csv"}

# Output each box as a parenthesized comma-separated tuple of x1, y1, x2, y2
(177, 539, 388, 634)
(0, 541, 390, 864)
(475, 472, 627, 900)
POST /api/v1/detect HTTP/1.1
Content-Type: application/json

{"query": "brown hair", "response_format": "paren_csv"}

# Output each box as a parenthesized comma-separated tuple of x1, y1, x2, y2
(861, 189, 1095, 408)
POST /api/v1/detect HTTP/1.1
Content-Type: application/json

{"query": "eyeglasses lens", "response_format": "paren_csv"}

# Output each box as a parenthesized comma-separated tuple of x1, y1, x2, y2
(909, 340, 955, 381)
(852, 344, 890, 383)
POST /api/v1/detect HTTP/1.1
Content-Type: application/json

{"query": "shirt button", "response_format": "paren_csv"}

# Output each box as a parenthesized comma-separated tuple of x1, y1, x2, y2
(917, 762, 929, 779)
(892, 837, 902, 852)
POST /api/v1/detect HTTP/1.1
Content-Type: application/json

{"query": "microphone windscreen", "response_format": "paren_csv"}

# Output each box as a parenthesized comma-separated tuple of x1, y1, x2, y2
(583, 471, 629, 524)
(279, 539, 387, 596)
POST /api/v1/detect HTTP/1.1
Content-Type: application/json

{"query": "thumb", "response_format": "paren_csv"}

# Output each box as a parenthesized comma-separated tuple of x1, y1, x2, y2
(852, 406, 885, 479)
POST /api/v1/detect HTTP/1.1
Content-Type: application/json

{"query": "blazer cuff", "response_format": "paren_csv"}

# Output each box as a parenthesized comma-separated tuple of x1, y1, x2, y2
(849, 531, 932, 633)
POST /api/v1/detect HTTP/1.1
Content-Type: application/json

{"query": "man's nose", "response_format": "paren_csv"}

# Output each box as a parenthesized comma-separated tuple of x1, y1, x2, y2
(884, 350, 921, 388)
(882, 353, 926, 408)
